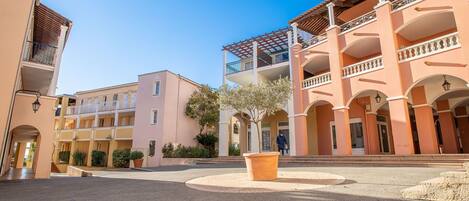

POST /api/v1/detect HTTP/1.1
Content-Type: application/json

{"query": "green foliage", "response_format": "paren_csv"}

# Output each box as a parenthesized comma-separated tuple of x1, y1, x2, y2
(161, 143, 211, 158)
(194, 132, 218, 157)
(112, 149, 130, 168)
(91, 150, 106, 167)
(162, 143, 174, 158)
(229, 144, 240, 156)
(129, 151, 144, 160)
(58, 151, 70, 163)
(219, 77, 292, 153)
(185, 85, 220, 133)
(72, 151, 86, 166)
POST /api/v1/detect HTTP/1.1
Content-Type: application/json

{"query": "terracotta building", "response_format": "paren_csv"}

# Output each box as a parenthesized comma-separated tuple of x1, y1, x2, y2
(219, 0, 469, 156)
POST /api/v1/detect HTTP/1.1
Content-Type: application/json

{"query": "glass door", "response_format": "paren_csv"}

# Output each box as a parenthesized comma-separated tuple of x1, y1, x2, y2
(330, 119, 365, 155)
(261, 123, 271, 151)
(378, 122, 391, 153)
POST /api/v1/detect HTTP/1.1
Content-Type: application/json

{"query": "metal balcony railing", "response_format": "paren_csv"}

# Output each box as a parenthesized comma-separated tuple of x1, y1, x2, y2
(302, 72, 332, 89)
(392, 0, 421, 11)
(340, 11, 377, 33)
(397, 32, 460, 63)
(342, 56, 384, 78)
(23, 41, 57, 66)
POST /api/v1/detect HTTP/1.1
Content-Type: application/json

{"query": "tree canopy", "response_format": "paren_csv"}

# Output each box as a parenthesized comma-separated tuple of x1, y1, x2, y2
(185, 85, 220, 134)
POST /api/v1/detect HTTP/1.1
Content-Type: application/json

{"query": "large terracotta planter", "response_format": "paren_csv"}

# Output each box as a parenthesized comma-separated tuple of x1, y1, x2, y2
(133, 159, 143, 168)
(243, 152, 280, 181)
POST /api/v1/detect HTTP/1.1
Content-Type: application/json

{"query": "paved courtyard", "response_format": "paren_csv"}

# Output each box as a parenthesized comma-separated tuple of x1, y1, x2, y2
(0, 164, 454, 201)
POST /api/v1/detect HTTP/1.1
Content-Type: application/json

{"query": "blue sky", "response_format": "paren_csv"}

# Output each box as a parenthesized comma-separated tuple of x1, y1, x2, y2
(42, 0, 320, 94)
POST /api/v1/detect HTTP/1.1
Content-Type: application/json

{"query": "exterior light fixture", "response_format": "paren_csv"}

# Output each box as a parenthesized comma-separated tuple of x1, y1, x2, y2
(375, 91, 382, 103)
(32, 96, 41, 113)
(442, 75, 451, 91)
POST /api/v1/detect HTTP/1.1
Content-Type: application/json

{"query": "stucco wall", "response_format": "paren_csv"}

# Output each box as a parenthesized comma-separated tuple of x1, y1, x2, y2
(133, 71, 200, 167)
(0, 0, 35, 175)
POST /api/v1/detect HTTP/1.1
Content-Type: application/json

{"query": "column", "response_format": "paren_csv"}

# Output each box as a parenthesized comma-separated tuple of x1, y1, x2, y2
(69, 140, 76, 165)
(218, 111, 230, 156)
(326, 8, 352, 156)
(222, 50, 227, 85)
(326, 2, 336, 27)
(456, 116, 469, 153)
(47, 25, 68, 96)
(15, 142, 27, 168)
(287, 31, 297, 156)
(252, 41, 258, 84)
(290, 27, 308, 155)
(333, 108, 352, 155)
(86, 140, 94, 166)
(365, 112, 381, 154)
(387, 98, 415, 155)
(437, 100, 459, 153)
(107, 140, 117, 167)
(376, 1, 415, 155)
(412, 105, 439, 154)
(411, 86, 439, 154)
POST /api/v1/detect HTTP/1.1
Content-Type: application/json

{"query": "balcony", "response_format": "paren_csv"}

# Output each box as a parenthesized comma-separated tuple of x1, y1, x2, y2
(302, 72, 332, 89)
(397, 32, 460, 63)
(339, 10, 377, 34)
(343, 56, 384, 78)
(303, 33, 327, 49)
(226, 60, 250, 75)
(225, 52, 289, 75)
(22, 41, 57, 66)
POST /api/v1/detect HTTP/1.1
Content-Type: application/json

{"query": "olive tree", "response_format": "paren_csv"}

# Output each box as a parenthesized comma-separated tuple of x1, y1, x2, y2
(185, 85, 219, 134)
(219, 77, 291, 153)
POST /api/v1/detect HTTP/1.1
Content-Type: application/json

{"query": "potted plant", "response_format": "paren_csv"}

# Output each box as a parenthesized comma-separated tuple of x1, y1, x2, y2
(219, 77, 291, 181)
(130, 150, 144, 168)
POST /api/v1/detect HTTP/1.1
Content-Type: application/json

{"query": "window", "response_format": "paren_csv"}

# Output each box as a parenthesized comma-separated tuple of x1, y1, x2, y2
(274, 52, 289, 63)
(99, 119, 105, 127)
(153, 81, 160, 96)
(151, 110, 158, 124)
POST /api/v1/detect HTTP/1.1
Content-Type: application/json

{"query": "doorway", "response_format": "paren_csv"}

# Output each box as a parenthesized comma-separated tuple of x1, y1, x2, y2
(330, 118, 365, 155)
(278, 121, 290, 155)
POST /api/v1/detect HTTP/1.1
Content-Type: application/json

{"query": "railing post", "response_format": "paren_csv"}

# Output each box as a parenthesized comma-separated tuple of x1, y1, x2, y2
(47, 25, 68, 96)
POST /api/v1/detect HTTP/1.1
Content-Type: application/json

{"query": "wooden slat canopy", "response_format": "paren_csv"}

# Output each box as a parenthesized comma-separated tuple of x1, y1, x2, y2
(289, 0, 365, 35)
(223, 27, 303, 59)
(34, 3, 72, 46)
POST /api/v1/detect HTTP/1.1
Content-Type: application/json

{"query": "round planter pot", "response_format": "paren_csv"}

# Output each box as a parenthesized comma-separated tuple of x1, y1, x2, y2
(133, 159, 144, 168)
(243, 152, 280, 181)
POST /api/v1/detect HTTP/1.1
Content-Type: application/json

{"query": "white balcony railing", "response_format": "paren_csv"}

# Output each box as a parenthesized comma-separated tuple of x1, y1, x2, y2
(340, 10, 377, 33)
(342, 56, 384, 78)
(302, 72, 332, 89)
(98, 101, 118, 112)
(65, 106, 78, 115)
(398, 32, 460, 63)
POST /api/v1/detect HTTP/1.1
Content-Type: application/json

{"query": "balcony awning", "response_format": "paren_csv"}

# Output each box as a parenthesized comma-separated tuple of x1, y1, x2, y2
(289, 0, 366, 35)
(223, 27, 303, 59)
(34, 4, 73, 47)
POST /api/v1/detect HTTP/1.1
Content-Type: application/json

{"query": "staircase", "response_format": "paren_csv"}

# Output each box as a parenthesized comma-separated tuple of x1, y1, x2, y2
(195, 154, 469, 168)
(401, 163, 469, 201)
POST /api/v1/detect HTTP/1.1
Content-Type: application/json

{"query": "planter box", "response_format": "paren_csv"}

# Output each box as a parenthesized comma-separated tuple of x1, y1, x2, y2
(244, 152, 279, 181)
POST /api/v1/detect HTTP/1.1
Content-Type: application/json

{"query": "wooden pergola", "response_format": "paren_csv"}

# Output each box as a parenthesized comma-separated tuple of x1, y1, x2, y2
(34, 3, 72, 46)
(289, 0, 366, 35)
(223, 27, 303, 59)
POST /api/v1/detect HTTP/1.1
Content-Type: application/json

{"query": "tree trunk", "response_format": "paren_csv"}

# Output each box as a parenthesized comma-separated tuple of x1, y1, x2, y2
(256, 121, 262, 153)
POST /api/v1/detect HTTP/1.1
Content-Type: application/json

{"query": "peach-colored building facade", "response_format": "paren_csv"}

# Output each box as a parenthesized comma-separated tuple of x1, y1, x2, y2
(0, 0, 71, 179)
(219, 0, 469, 157)
(53, 70, 201, 168)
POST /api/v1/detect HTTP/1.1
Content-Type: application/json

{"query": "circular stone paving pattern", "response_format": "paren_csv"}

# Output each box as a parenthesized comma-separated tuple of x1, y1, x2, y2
(185, 171, 346, 193)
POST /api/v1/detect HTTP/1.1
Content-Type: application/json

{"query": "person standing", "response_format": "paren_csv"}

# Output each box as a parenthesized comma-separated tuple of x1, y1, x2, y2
(276, 133, 288, 156)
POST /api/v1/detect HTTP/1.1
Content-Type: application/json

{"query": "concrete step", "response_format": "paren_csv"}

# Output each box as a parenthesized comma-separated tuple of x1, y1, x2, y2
(196, 159, 464, 168)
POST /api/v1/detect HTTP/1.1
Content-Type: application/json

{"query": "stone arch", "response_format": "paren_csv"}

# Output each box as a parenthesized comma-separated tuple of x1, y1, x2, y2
(345, 89, 389, 109)
(404, 74, 469, 100)
(303, 99, 335, 115)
